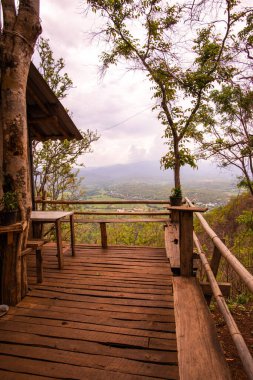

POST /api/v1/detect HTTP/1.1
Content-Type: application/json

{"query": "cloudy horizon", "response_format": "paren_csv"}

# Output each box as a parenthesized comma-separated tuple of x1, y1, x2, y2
(37, 1, 168, 168)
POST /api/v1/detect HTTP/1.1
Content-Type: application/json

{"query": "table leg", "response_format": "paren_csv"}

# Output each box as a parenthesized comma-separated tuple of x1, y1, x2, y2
(70, 214, 76, 256)
(56, 220, 64, 269)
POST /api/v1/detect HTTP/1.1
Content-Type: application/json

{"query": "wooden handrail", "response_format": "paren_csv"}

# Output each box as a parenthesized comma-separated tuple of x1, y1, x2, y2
(193, 232, 253, 379)
(185, 197, 253, 294)
(35, 199, 170, 205)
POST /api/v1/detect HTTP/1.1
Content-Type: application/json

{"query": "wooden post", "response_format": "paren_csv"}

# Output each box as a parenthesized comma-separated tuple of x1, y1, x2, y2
(70, 213, 76, 256)
(0, 226, 23, 306)
(180, 211, 194, 277)
(171, 209, 179, 223)
(55, 220, 64, 269)
(210, 244, 222, 278)
(100, 222, 108, 248)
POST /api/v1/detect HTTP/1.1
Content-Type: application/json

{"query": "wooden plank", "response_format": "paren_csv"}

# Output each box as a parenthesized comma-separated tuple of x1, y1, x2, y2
(179, 211, 193, 276)
(0, 354, 158, 380)
(74, 218, 169, 223)
(0, 344, 178, 379)
(164, 223, 180, 271)
(173, 277, 231, 380)
(0, 330, 176, 364)
(200, 282, 231, 298)
(0, 245, 178, 379)
(0, 370, 50, 380)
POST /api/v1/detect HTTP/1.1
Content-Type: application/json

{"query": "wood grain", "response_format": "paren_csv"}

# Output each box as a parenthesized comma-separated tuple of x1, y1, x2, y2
(0, 245, 178, 379)
(173, 277, 231, 380)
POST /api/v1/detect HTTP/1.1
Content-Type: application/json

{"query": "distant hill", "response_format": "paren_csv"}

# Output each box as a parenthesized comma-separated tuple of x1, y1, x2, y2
(78, 160, 239, 186)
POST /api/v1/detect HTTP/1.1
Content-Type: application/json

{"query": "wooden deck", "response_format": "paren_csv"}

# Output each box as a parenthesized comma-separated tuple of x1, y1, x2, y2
(0, 244, 178, 379)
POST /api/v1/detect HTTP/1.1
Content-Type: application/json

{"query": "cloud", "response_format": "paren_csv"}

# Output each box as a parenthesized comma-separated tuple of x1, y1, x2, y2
(39, 1, 167, 167)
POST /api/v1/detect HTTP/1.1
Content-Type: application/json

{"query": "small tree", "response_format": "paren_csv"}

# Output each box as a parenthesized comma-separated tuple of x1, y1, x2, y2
(33, 38, 99, 201)
(85, 0, 236, 188)
(199, 9, 253, 195)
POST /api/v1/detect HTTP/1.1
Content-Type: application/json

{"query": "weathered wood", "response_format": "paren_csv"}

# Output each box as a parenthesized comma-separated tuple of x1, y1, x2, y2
(0, 224, 23, 234)
(35, 199, 170, 205)
(167, 205, 208, 212)
(173, 276, 231, 379)
(21, 248, 33, 298)
(186, 197, 253, 293)
(0, 245, 178, 379)
(55, 219, 64, 269)
(179, 211, 193, 276)
(76, 211, 170, 216)
(210, 244, 222, 278)
(70, 213, 76, 256)
(74, 218, 169, 224)
(100, 222, 108, 249)
(27, 240, 44, 283)
(200, 282, 231, 298)
(0, 231, 23, 305)
(164, 223, 180, 271)
(194, 232, 253, 379)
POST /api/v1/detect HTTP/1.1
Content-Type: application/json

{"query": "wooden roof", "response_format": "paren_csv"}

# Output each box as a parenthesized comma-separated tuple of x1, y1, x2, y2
(26, 63, 82, 141)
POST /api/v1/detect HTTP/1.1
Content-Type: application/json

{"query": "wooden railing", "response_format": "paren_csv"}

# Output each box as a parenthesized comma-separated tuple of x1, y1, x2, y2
(185, 197, 253, 378)
(35, 197, 253, 377)
(35, 198, 171, 247)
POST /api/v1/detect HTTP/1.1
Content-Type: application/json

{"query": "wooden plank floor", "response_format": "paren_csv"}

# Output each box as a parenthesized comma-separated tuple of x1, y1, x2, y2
(0, 245, 178, 379)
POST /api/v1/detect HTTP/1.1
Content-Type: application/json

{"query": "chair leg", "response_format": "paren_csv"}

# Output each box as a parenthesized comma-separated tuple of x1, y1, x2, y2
(36, 249, 43, 283)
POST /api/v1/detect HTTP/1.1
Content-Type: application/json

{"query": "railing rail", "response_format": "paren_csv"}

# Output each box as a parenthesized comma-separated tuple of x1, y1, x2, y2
(185, 197, 253, 379)
(185, 197, 253, 293)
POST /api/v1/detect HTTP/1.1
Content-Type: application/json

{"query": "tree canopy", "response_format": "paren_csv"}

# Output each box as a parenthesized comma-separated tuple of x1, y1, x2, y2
(33, 37, 99, 201)
(85, 0, 251, 189)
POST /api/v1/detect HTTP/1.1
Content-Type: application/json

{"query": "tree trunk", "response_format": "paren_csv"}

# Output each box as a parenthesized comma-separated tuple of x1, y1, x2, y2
(174, 138, 181, 188)
(0, 1, 41, 304)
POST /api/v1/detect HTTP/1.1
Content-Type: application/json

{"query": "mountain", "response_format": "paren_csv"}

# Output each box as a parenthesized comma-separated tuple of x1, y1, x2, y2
(78, 160, 239, 186)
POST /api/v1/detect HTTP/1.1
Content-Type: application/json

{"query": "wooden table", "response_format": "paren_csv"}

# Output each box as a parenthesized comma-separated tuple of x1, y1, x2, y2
(30, 211, 75, 269)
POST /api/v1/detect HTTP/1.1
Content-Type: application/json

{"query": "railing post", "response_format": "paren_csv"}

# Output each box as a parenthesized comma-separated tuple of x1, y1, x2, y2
(210, 244, 222, 278)
(180, 210, 194, 277)
(167, 205, 207, 277)
(100, 222, 108, 248)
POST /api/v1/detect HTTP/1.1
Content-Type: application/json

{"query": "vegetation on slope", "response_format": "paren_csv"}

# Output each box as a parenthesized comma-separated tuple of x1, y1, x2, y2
(195, 191, 253, 297)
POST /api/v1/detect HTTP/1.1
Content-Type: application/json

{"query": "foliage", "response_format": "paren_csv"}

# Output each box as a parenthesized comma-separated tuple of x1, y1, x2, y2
(33, 132, 99, 201)
(170, 186, 182, 198)
(195, 192, 253, 297)
(33, 37, 99, 201)
(0, 192, 19, 211)
(199, 7, 253, 195)
(37, 37, 73, 99)
(200, 84, 253, 195)
(85, 0, 241, 188)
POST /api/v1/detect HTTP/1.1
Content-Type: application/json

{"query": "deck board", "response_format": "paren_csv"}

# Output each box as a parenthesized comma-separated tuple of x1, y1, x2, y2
(0, 245, 178, 379)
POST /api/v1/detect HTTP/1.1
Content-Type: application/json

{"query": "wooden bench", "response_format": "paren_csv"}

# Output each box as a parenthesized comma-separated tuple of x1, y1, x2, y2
(27, 239, 45, 283)
(73, 218, 169, 248)
(173, 277, 231, 379)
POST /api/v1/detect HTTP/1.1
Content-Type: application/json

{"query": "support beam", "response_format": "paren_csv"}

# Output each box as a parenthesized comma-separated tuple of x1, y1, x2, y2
(100, 222, 108, 249)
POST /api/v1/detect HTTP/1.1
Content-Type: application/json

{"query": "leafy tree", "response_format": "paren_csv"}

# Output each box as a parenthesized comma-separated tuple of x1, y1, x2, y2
(199, 10, 253, 195)
(201, 85, 253, 195)
(33, 37, 99, 202)
(85, 0, 238, 188)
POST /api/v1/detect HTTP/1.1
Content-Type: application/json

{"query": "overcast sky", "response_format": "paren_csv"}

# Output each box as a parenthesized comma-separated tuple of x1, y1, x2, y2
(37, 1, 168, 168)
